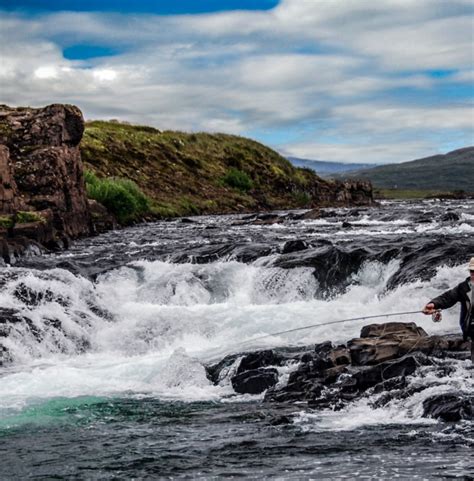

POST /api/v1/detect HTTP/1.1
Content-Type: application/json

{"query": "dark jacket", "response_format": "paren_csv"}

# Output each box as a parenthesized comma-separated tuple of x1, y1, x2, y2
(431, 277, 473, 341)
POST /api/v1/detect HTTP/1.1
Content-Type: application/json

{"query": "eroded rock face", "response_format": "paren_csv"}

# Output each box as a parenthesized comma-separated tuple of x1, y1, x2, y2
(0, 104, 91, 262)
(0, 145, 21, 214)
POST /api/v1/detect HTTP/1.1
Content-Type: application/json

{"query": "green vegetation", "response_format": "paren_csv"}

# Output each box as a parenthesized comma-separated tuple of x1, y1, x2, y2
(0, 211, 46, 228)
(336, 147, 473, 192)
(0, 215, 14, 228)
(79, 120, 354, 218)
(84, 170, 151, 224)
(222, 168, 253, 192)
(16, 211, 46, 224)
(374, 188, 448, 200)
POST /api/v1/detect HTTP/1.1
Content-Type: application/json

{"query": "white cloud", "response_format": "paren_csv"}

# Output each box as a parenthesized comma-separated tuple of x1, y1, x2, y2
(0, 0, 472, 163)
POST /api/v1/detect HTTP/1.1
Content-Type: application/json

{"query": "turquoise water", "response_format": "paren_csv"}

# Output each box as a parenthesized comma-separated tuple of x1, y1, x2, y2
(1, 396, 473, 479)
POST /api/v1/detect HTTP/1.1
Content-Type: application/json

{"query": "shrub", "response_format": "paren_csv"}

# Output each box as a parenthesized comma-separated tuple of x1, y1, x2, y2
(222, 168, 253, 192)
(294, 191, 312, 206)
(84, 170, 151, 224)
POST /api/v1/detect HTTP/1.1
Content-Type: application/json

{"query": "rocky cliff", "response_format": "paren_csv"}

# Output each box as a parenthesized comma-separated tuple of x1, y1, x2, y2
(0, 104, 91, 263)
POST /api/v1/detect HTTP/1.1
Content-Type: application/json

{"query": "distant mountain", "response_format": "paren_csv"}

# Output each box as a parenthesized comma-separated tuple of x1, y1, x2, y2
(333, 147, 474, 192)
(287, 157, 376, 176)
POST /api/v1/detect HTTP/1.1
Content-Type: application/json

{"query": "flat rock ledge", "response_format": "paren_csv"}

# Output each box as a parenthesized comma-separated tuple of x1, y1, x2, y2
(206, 322, 472, 422)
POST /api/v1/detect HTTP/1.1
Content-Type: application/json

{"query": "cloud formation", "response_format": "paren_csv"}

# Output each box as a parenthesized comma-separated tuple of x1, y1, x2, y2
(0, 0, 472, 164)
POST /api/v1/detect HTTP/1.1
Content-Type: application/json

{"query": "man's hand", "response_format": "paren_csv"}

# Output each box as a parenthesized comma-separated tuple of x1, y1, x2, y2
(422, 303, 436, 314)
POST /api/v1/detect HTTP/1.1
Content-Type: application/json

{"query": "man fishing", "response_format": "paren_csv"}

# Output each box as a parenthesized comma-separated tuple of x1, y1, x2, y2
(422, 257, 474, 362)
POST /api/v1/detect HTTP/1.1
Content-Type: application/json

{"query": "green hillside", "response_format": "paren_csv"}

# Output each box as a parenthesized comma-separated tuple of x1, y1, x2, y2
(336, 147, 474, 192)
(80, 121, 370, 218)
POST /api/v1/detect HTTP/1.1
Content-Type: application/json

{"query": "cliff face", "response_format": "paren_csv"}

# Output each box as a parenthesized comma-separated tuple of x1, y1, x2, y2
(81, 121, 374, 217)
(0, 145, 21, 214)
(0, 104, 91, 263)
(0, 104, 90, 237)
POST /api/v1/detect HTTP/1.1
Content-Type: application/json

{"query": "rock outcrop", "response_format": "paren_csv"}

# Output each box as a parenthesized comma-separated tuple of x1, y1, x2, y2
(0, 104, 91, 263)
(207, 322, 471, 418)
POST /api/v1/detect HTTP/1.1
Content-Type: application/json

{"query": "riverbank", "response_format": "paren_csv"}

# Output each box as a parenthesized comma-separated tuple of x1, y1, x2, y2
(0, 103, 374, 265)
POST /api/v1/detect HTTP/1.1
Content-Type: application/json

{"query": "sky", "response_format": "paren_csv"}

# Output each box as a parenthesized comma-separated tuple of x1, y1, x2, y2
(0, 0, 473, 165)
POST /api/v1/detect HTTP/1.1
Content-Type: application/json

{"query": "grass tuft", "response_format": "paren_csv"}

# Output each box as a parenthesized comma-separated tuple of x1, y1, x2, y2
(84, 170, 151, 224)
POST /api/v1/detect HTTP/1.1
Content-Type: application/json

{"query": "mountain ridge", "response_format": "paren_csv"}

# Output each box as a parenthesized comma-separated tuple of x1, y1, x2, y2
(287, 157, 376, 176)
(331, 147, 474, 192)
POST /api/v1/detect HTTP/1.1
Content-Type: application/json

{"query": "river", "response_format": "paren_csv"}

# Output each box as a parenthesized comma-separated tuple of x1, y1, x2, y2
(1, 199, 473, 479)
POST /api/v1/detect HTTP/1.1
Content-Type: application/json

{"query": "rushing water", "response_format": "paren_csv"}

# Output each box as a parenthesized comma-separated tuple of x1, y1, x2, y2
(1, 199, 473, 479)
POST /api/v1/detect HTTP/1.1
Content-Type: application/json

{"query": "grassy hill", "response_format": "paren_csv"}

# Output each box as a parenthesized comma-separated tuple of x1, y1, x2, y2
(79, 121, 370, 218)
(334, 147, 474, 192)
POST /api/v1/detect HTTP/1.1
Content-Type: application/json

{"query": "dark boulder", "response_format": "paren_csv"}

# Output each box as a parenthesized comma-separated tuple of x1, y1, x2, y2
(237, 349, 284, 374)
(423, 393, 474, 422)
(440, 211, 461, 222)
(281, 240, 309, 254)
(231, 367, 279, 395)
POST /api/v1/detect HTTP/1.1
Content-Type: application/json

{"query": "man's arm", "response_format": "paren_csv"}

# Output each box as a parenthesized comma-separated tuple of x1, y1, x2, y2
(429, 284, 462, 310)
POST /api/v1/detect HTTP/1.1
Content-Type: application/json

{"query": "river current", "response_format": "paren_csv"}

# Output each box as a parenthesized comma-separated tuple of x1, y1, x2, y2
(1, 199, 473, 479)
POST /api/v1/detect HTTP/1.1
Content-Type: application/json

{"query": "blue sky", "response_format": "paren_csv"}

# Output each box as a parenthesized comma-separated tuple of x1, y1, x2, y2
(0, 0, 473, 164)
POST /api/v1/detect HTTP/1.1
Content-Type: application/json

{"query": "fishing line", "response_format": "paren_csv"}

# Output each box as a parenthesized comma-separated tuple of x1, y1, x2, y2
(230, 309, 423, 349)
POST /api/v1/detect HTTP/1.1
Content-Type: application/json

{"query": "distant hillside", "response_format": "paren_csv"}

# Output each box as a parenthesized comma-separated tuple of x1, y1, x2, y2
(334, 147, 474, 192)
(80, 121, 373, 217)
(288, 157, 375, 176)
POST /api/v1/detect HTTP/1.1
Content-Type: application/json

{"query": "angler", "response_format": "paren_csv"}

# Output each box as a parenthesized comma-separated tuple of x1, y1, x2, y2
(423, 257, 474, 362)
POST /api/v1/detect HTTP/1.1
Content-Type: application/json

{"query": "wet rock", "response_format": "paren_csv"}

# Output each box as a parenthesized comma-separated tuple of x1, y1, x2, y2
(281, 240, 309, 254)
(268, 415, 292, 425)
(251, 214, 285, 225)
(360, 322, 427, 339)
(237, 350, 284, 374)
(440, 211, 460, 222)
(231, 367, 279, 394)
(349, 354, 425, 391)
(13, 282, 69, 307)
(423, 393, 474, 422)
(206, 353, 242, 384)
(341, 221, 352, 229)
(294, 209, 321, 220)
(211, 321, 471, 411)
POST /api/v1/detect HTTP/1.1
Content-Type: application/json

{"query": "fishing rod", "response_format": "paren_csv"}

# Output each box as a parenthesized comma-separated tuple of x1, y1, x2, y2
(231, 309, 423, 349)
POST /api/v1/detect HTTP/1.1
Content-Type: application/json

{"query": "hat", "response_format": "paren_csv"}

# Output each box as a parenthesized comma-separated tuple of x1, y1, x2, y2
(470, 257, 474, 270)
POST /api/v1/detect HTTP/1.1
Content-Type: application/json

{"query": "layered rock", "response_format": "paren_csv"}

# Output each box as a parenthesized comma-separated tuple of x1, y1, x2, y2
(0, 104, 92, 262)
(207, 322, 472, 420)
(0, 145, 22, 214)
